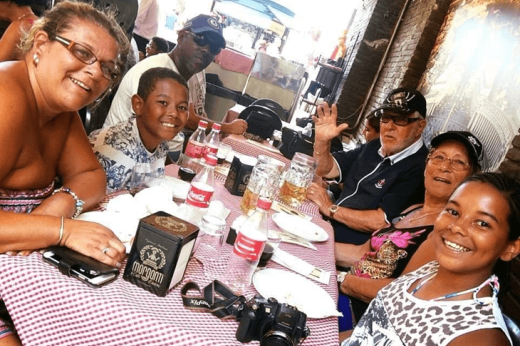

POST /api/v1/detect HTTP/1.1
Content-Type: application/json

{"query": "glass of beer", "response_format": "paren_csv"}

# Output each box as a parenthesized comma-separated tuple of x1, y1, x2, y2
(279, 153, 318, 207)
(240, 156, 285, 215)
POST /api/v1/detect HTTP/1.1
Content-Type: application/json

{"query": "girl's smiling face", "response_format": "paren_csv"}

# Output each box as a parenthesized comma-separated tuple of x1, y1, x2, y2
(433, 181, 518, 277)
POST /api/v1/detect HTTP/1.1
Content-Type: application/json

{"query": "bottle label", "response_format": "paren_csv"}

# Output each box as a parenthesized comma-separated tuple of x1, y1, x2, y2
(185, 141, 205, 159)
(186, 184, 213, 208)
(204, 145, 218, 157)
(233, 232, 265, 261)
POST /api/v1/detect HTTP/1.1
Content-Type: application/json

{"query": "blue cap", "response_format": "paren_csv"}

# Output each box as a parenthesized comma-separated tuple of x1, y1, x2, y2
(183, 14, 226, 49)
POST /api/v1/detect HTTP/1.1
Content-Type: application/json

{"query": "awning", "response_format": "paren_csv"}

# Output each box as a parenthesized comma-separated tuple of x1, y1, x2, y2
(215, 0, 273, 29)
(214, 0, 294, 33)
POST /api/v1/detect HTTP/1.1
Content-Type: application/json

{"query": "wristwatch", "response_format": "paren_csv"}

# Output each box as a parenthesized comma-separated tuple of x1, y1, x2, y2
(337, 271, 348, 283)
(52, 187, 85, 219)
(329, 204, 339, 219)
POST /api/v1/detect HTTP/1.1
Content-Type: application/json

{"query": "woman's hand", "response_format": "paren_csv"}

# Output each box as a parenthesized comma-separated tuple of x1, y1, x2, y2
(306, 182, 334, 215)
(61, 219, 126, 267)
(312, 103, 349, 143)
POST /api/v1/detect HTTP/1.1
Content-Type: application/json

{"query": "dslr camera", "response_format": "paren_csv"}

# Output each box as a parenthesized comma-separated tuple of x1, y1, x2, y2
(236, 295, 310, 346)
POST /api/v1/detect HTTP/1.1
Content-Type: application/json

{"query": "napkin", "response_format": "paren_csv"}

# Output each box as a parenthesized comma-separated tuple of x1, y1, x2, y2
(272, 249, 331, 285)
(148, 177, 189, 200)
(106, 194, 148, 219)
(106, 187, 180, 218)
(134, 186, 179, 215)
(206, 200, 231, 220)
(273, 231, 317, 250)
(173, 201, 231, 226)
(271, 201, 311, 221)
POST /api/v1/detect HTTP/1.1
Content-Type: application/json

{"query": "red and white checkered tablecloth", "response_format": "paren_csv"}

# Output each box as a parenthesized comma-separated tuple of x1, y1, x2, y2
(0, 168, 338, 346)
(223, 135, 290, 166)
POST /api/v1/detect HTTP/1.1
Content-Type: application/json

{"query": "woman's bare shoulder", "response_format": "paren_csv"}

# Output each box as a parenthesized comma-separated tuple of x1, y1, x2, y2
(0, 62, 33, 111)
(0, 63, 34, 133)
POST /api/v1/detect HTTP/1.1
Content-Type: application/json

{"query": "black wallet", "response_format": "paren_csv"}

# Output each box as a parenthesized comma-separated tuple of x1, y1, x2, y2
(42, 246, 120, 288)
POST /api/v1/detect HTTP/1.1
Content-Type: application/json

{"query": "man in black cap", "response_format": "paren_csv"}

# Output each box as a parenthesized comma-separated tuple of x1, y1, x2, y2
(307, 88, 429, 245)
(105, 14, 247, 155)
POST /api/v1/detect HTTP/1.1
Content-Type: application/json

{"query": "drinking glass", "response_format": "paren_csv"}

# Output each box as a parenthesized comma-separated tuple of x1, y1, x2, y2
(197, 215, 227, 280)
(279, 152, 318, 207)
(270, 129, 283, 149)
(216, 144, 232, 165)
(129, 163, 162, 193)
(258, 230, 282, 267)
(240, 155, 286, 214)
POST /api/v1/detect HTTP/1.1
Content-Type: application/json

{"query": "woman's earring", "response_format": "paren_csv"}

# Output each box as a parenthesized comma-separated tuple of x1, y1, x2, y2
(33, 54, 40, 66)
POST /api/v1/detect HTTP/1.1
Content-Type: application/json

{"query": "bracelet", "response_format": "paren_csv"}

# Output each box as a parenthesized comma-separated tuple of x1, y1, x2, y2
(58, 217, 64, 245)
(314, 145, 330, 155)
(52, 187, 85, 219)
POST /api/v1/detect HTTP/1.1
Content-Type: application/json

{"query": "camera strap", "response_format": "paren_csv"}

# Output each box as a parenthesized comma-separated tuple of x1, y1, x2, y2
(181, 280, 245, 320)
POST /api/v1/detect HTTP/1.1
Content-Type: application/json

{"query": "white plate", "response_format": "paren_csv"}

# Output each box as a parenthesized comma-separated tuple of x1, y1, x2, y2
(271, 213, 329, 242)
(253, 269, 341, 319)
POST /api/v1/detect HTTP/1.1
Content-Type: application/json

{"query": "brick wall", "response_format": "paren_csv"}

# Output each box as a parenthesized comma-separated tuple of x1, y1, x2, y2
(366, 0, 452, 115)
(334, 0, 406, 133)
(336, 0, 451, 136)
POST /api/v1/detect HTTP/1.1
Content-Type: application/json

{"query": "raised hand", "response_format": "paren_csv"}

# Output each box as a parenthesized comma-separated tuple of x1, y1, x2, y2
(61, 219, 126, 267)
(312, 103, 349, 142)
(222, 118, 248, 135)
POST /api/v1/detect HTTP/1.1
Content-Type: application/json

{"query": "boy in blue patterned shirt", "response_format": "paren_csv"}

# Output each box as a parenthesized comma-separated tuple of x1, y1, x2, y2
(89, 67, 189, 193)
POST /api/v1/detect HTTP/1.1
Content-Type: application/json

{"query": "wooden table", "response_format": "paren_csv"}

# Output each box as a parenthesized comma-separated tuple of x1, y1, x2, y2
(0, 166, 338, 346)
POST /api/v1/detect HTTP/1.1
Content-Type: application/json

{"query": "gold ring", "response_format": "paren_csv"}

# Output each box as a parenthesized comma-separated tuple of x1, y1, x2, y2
(102, 247, 110, 254)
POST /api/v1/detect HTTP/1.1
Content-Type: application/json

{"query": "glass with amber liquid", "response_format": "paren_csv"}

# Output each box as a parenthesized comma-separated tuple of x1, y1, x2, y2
(279, 152, 318, 207)
(240, 155, 285, 215)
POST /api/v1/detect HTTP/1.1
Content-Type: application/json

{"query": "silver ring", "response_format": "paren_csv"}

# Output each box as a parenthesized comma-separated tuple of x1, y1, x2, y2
(102, 247, 110, 254)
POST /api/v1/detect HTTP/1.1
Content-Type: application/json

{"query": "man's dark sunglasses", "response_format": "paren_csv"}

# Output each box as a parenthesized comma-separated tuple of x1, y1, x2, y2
(374, 110, 423, 126)
(185, 31, 224, 55)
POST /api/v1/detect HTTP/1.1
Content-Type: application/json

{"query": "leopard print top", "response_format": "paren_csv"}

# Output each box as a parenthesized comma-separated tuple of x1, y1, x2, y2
(345, 261, 512, 346)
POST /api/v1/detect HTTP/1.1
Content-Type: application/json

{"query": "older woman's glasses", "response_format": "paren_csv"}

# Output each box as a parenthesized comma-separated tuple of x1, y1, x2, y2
(184, 31, 224, 55)
(428, 153, 470, 171)
(53, 36, 119, 81)
(375, 111, 423, 126)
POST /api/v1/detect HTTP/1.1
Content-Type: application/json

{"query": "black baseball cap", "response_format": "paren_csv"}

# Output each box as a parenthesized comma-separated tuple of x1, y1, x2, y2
(182, 14, 226, 50)
(373, 88, 427, 118)
(430, 131, 483, 170)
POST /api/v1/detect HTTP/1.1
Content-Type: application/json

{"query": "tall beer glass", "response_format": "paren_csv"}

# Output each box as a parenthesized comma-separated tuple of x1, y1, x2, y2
(279, 153, 317, 207)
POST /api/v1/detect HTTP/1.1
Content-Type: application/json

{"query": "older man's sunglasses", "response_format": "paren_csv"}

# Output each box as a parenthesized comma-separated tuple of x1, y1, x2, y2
(185, 31, 224, 55)
(374, 110, 423, 126)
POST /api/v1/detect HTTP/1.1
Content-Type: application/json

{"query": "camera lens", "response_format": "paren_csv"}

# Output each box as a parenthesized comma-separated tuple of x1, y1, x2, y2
(261, 330, 293, 346)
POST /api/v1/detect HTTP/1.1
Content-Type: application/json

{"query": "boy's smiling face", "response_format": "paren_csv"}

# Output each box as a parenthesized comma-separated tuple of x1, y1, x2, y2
(133, 78, 189, 152)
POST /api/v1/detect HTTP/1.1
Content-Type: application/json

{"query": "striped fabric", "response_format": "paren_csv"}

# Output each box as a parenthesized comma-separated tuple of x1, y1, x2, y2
(0, 182, 54, 214)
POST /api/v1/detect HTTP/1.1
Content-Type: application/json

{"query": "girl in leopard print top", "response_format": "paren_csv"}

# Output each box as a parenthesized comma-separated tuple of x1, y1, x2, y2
(344, 173, 520, 346)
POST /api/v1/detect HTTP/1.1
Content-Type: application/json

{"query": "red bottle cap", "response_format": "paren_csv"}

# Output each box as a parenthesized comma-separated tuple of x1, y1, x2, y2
(203, 153, 218, 166)
(256, 197, 272, 210)
(212, 123, 221, 131)
(198, 120, 208, 128)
